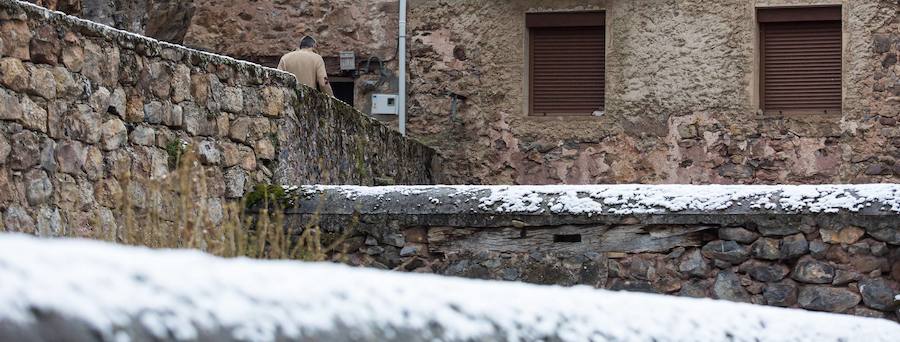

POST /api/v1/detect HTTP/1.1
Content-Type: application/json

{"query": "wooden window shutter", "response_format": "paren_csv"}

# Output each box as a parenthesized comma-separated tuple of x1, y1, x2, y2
(759, 6, 842, 115)
(528, 12, 605, 116)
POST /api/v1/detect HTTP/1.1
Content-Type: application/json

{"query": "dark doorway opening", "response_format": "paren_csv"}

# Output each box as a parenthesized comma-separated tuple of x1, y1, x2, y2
(331, 77, 355, 106)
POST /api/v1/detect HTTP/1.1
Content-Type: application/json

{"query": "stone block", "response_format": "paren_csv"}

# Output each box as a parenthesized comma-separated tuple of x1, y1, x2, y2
(678, 249, 709, 277)
(229, 117, 270, 143)
(61, 42, 83, 72)
(38, 139, 56, 172)
(718, 227, 758, 244)
(0, 133, 9, 164)
(143, 101, 164, 124)
(9, 131, 41, 170)
(149, 61, 172, 98)
(221, 87, 243, 113)
(79, 41, 118, 87)
(261, 86, 284, 117)
(224, 166, 246, 198)
(764, 281, 797, 307)
(50, 66, 80, 99)
(109, 87, 126, 117)
(29, 25, 60, 65)
(740, 260, 789, 283)
(756, 225, 799, 237)
(798, 286, 860, 312)
(701, 240, 750, 264)
(27, 65, 57, 99)
(781, 234, 808, 259)
(821, 226, 865, 245)
(0, 88, 23, 121)
(63, 104, 101, 143)
(125, 95, 145, 123)
(254, 138, 275, 160)
(171, 64, 191, 103)
(792, 258, 835, 284)
(24, 169, 53, 206)
(0, 57, 29, 92)
(713, 270, 751, 303)
(833, 270, 862, 286)
(55, 140, 86, 175)
(36, 207, 62, 237)
(130, 126, 156, 146)
(0, 20, 31, 60)
(751, 238, 781, 260)
(197, 140, 221, 165)
(83, 146, 104, 181)
(239, 145, 256, 171)
(678, 279, 711, 298)
(167, 104, 183, 127)
(100, 118, 127, 151)
(89, 87, 111, 113)
(3, 205, 35, 233)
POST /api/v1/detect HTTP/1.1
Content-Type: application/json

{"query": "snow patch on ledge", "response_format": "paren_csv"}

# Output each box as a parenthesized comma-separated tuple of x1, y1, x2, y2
(303, 184, 900, 215)
(0, 234, 897, 342)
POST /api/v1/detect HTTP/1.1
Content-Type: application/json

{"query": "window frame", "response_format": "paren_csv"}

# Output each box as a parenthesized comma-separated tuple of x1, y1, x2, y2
(527, 11, 606, 117)
(757, 6, 843, 116)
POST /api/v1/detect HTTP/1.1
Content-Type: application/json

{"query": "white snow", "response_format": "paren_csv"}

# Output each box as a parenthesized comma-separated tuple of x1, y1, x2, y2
(302, 184, 900, 215)
(0, 234, 897, 342)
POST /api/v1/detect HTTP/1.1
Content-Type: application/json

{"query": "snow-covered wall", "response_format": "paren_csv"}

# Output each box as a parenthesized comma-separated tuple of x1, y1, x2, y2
(285, 184, 900, 320)
(0, 234, 898, 342)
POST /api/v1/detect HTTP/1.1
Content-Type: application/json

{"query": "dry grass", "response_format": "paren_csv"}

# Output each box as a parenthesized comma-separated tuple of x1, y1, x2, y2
(90, 146, 352, 262)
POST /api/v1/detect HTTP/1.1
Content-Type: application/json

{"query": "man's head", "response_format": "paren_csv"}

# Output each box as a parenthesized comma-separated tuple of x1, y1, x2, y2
(299, 36, 317, 49)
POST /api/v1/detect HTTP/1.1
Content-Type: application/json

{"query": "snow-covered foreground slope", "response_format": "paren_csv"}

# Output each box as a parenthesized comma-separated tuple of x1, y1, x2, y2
(0, 235, 896, 342)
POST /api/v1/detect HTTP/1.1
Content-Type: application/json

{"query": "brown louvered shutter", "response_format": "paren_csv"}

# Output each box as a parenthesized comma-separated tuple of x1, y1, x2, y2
(759, 7, 842, 115)
(528, 12, 605, 116)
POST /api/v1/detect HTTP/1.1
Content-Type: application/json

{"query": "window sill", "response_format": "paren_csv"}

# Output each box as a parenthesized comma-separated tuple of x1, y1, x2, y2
(525, 115, 605, 122)
(757, 112, 843, 121)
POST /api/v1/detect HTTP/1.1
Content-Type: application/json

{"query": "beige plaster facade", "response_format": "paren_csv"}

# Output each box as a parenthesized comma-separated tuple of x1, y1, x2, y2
(406, 0, 900, 184)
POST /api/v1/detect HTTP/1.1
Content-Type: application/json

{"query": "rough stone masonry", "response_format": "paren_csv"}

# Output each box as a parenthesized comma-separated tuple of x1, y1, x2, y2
(0, 0, 441, 236)
(286, 185, 900, 321)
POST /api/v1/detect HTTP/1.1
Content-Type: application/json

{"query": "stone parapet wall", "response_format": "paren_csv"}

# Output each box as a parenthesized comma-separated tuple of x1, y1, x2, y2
(0, 0, 439, 235)
(286, 185, 900, 320)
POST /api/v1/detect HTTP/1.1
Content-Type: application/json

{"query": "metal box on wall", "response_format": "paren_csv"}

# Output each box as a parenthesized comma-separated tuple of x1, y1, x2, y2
(371, 94, 399, 115)
(340, 51, 356, 71)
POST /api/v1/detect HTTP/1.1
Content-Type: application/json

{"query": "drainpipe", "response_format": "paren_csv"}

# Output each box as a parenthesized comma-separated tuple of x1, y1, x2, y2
(398, 0, 407, 136)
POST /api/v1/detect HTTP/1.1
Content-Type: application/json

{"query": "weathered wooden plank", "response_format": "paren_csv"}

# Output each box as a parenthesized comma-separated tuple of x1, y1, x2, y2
(428, 225, 716, 254)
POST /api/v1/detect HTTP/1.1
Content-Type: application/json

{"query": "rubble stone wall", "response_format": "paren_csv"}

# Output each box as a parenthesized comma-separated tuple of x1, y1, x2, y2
(407, 0, 900, 184)
(16, 0, 900, 185)
(0, 0, 439, 235)
(287, 185, 900, 320)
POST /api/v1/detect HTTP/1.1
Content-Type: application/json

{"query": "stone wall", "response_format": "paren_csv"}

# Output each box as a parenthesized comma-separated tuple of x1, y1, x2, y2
(16, 1, 900, 185)
(0, 0, 439, 235)
(286, 185, 900, 320)
(407, 0, 900, 184)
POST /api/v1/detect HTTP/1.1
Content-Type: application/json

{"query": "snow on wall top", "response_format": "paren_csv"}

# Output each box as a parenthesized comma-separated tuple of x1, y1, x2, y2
(300, 184, 900, 215)
(0, 234, 897, 342)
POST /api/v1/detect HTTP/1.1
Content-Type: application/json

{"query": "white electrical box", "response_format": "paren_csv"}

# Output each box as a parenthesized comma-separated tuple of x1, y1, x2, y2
(371, 94, 399, 115)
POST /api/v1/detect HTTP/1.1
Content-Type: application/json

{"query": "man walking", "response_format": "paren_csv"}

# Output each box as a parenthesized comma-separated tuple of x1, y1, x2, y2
(278, 36, 334, 96)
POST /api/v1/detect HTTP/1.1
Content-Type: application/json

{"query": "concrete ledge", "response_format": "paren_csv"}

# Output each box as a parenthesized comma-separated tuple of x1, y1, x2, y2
(287, 185, 900, 244)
